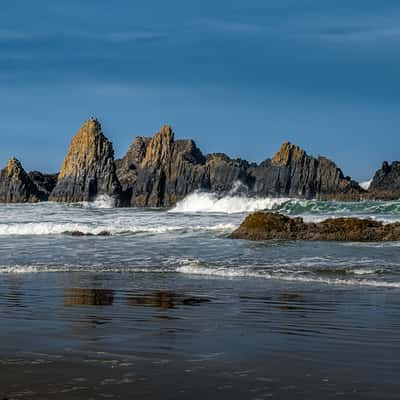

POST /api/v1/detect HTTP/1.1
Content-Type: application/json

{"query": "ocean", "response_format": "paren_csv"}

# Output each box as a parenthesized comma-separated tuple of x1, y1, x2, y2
(1, 192, 399, 399)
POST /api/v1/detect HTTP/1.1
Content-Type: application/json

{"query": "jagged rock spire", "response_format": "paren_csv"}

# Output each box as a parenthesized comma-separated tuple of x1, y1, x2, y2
(49, 118, 121, 202)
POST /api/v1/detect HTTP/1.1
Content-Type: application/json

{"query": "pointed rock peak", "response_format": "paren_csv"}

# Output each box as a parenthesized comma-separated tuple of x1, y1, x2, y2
(5, 157, 24, 176)
(272, 142, 307, 166)
(155, 124, 174, 143)
(57, 118, 115, 181)
(76, 117, 103, 139)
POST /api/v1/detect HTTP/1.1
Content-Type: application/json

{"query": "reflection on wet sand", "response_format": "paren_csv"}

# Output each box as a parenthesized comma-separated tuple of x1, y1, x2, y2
(127, 291, 210, 309)
(63, 289, 114, 306)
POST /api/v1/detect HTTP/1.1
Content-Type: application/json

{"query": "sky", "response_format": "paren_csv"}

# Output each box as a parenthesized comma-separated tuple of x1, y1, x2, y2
(1, 0, 399, 181)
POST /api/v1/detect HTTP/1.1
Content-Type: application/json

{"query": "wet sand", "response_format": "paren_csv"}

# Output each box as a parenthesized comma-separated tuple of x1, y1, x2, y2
(1, 272, 400, 399)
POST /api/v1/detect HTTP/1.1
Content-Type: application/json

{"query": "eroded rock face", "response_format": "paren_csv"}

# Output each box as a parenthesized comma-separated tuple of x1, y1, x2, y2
(116, 125, 250, 207)
(28, 171, 58, 198)
(249, 142, 362, 199)
(0, 158, 47, 203)
(230, 212, 400, 242)
(49, 118, 121, 203)
(366, 161, 400, 200)
(116, 133, 364, 207)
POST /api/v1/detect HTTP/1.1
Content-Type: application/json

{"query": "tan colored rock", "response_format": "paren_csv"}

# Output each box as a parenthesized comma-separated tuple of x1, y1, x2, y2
(50, 118, 121, 202)
(230, 212, 400, 242)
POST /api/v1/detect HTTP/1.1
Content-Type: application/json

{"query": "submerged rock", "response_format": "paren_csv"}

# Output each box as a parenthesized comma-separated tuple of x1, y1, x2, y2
(230, 212, 400, 242)
(49, 118, 121, 203)
(0, 158, 48, 203)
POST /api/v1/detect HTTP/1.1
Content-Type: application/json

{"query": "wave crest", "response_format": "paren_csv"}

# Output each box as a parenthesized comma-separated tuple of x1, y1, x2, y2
(171, 191, 290, 214)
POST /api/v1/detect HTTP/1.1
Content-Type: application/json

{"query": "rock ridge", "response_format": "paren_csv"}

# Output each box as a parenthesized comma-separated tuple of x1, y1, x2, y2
(230, 212, 400, 242)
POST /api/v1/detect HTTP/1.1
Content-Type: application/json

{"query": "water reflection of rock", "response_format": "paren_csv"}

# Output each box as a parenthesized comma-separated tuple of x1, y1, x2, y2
(63, 288, 114, 306)
(127, 291, 210, 310)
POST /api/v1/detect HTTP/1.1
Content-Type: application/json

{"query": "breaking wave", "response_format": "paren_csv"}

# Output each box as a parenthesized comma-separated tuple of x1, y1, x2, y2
(171, 191, 290, 214)
(171, 191, 400, 221)
(0, 222, 236, 236)
(79, 195, 116, 209)
(2, 259, 400, 289)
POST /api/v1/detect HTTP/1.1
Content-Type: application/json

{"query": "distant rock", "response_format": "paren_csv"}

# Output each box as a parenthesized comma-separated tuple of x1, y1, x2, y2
(249, 142, 363, 200)
(230, 212, 400, 242)
(116, 125, 251, 207)
(0, 120, 393, 206)
(116, 134, 364, 207)
(367, 161, 400, 200)
(0, 158, 48, 203)
(49, 118, 121, 203)
(28, 171, 58, 198)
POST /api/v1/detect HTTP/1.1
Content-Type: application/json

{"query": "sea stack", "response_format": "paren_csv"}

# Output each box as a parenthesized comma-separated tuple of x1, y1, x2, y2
(249, 142, 363, 200)
(116, 125, 251, 207)
(0, 158, 47, 203)
(367, 161, 400, 200)
(49, 118, 121, 203)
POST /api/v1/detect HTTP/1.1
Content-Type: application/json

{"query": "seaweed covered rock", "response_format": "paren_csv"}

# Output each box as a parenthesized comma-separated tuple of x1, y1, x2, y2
(0, 158, 48, 203)
(230, 212, 400, 242)
(49, 118, 121, 203)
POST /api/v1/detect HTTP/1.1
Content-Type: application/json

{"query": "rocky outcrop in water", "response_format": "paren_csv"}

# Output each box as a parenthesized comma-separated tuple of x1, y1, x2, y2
(116, 133, 363, 207)
(249, 142, 362, 200)
(49, 118, 121, 203)
(1, 118, 397, 206)
(0, 158, 49, 203)
(116, 125, 252, 207)
(230, 212, 400, 242)
(367, 161, 400, 200)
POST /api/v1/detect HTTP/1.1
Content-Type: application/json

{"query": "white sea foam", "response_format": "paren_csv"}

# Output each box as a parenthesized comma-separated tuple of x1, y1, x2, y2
(0, 222, 235, 236)
(360, 179, 372, 190)
(175, 264, 400, 288)
(80, 195, 116, 209)
(171, 191, 290, 214)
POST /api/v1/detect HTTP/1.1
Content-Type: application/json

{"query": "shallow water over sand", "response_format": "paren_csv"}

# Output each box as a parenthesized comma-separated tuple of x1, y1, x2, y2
(0, 197, 400, 398)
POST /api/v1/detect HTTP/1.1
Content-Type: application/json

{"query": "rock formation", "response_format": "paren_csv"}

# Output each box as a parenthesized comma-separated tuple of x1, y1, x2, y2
(116, 125, 251, 207)
(0, 158, 48, 203)
(230, 212, 400, 242)
(367, 161, 400, 200)
(249, 142, 362, 200)
(117, 134, 363, 207)
(49, 118, 121, 203)
(1, 119, 395, 206)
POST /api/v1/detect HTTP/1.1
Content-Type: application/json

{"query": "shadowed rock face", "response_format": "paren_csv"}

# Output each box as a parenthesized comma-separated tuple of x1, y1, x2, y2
(0, 158, 48, 203)
(230, 212, 400, 242)
(49, 118, 121, 203)
(117, 135, 363, 207)
(366, 161, 400, 200)
(116, 125, 251, 207)
(249, 142, 362, 200)
(0, 121, 373, 206)
(28, 171, 58, 197)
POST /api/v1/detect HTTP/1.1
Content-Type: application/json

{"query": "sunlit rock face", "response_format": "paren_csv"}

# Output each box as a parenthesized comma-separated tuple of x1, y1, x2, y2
(0, 158, 49, 203)
(49, 118, 121, 203)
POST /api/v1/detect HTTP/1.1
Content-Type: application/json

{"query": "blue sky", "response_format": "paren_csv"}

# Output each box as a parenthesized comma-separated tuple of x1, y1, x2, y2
(1, 0, 399, 181)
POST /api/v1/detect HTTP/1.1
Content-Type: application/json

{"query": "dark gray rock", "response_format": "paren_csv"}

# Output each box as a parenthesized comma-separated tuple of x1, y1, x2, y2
(116, 125, 251, 207)
(28, 171, 58, 198)
(370, 161, 400, 191)
(249, 142, 362, 200)
(0, 158, 47, 203)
